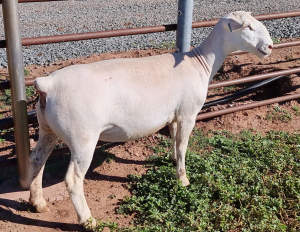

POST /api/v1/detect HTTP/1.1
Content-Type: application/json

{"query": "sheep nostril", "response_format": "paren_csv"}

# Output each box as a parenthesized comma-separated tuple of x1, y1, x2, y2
(268, 45, 273, 49)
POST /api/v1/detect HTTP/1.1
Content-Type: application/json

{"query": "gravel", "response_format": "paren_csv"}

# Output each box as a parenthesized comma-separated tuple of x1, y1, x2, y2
(0, 0, 299, 68)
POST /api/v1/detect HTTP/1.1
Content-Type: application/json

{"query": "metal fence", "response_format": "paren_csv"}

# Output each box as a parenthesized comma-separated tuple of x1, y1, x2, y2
(0, 0, 299, 187)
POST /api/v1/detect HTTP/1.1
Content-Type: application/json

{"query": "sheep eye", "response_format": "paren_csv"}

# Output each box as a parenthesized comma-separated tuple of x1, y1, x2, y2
(248, 25, 255, 31)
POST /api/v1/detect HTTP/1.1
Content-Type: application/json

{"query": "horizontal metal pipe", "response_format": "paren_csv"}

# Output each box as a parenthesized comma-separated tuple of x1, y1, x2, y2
(192, 11, 300, 28)
(0, 0, 64, 3)
(208, 67, 300, 89)
(197, 93, 300, 121)
(0, 11, 299, 48)
(203, 75, 287, 109)
(0, 24, 178, 48)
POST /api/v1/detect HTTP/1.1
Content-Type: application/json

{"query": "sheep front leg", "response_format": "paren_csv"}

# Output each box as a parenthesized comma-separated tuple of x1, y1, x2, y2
(175, 118, 195, 186)
(29, 130, 57, 213)
(169, 121, 177, 162)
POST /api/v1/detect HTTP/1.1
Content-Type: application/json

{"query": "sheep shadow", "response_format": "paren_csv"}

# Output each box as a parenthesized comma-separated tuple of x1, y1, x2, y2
(0, 198, 83, 231)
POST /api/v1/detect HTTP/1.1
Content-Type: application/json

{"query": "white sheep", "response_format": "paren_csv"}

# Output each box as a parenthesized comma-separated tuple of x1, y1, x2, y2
(29, 11, 273, 226)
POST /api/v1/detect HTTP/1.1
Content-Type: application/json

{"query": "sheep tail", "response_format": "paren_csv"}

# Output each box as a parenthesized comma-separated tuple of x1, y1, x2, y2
(34, 76, 53, 110)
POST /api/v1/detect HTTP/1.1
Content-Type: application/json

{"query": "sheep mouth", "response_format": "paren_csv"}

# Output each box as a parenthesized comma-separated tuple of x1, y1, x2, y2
(258, 48, 268, 56)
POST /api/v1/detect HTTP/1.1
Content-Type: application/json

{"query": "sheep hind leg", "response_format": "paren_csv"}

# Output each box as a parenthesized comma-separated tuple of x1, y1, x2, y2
(29, 130, 57, 213)
(65, 137, 99, 227)
(175, 118, 195, 187)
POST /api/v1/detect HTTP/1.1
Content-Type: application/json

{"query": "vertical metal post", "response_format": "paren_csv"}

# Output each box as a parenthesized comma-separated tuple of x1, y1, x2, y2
(2, 0, 30, 189)
(176, 0, 194, 53)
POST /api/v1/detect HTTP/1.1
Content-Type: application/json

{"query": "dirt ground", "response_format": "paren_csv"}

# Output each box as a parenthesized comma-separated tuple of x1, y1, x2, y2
(0, 38, 300, 232)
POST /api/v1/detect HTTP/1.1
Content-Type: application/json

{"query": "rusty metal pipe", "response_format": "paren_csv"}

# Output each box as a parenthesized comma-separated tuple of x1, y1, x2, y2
(0, 0, 64, 3)
(196, 93, 300, 121)
(0, 11, 299, 48)
(208, 67, 300, 90)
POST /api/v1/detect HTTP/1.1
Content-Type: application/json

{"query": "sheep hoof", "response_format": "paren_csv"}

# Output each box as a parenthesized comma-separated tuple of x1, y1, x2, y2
(83, 217, 97, 230)
(180, 176, 190, 187)
(35, 204, 49, 213)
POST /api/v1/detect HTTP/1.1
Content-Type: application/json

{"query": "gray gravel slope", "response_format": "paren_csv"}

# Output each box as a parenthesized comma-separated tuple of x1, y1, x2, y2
(0, 0, 299, 67)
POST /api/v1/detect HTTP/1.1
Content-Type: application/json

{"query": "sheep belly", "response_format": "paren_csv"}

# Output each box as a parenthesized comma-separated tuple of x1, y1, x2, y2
(99, 114, 174, 142)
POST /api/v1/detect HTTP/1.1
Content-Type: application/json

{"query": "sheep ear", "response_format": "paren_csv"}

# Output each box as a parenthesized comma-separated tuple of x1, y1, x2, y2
(228, 19, 245, 32)
(228, 17, 250, 32)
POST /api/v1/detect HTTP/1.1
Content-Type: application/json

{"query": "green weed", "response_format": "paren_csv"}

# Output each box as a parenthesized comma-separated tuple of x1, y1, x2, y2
(24, 69, 30, 76)
(0, 86, 36, 107)
(266, 105, 293, 122)
(292, 105, 300, 116)
(272, 38, 281, 44)
(148, 41, 176, 50)
(116, 130, 300, 232)
(223, 85, 237, 92)
(86, 218, 118, 232)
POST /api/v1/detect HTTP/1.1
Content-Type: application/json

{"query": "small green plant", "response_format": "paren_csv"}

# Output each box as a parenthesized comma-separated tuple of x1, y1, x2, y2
(149, 40, 176, 50)
(24, 69, 30, 76)
(0, 89, 12, 106)
(292, 105, 300, 115)
(266, 105, 293, 122)
(272, 38, 281, 44)
(26, 86, 35, 99)
(108, 195, 116, 199)
(86, 218, 118, 232)
(151, 134, 171, 155)
(106, 153, 116, 164)
(0, 86, 36, 107)
(223, 85, 237, 92)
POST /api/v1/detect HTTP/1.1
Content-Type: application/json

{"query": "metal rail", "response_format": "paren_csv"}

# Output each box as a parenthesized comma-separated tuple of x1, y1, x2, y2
(0, 11, 299, 48)
(197, 93, 300, 121)
(209, 67, 300, 89)
(0, 0, 64, 3)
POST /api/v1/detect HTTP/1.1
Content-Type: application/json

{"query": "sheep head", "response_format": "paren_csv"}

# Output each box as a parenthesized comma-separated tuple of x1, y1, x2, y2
(222, 11, 273, 58)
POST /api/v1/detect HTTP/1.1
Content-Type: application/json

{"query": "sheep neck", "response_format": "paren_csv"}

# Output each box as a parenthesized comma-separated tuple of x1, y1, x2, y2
(190, 25, 232, 84)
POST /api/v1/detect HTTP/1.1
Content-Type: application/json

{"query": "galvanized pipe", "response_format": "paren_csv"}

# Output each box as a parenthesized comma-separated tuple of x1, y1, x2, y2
(197, 93, 300, 121)
(0, 11, 299, 48)
(176, 0, 194, 53)
(2, 0, 30, 188)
